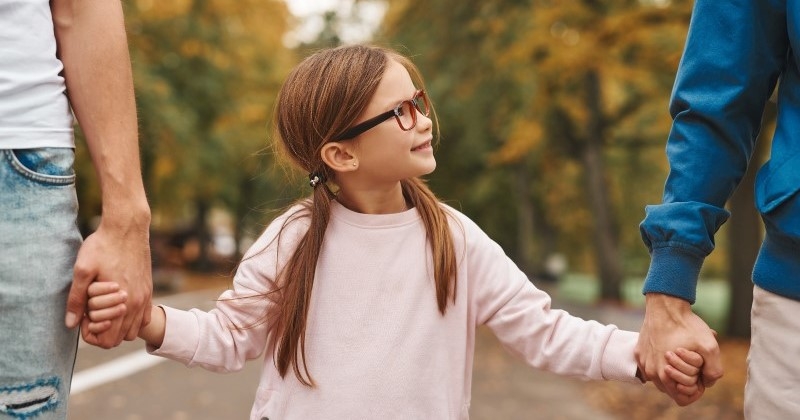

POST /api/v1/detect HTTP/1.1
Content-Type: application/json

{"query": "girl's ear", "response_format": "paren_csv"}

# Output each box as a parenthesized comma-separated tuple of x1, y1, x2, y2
(320, 142, 358, 173)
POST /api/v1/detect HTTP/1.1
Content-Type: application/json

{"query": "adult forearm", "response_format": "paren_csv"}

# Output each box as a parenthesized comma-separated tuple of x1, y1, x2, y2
(640, 0, 788, 290)
(55, 0, 153, 345)
(52, 0, 149, 222)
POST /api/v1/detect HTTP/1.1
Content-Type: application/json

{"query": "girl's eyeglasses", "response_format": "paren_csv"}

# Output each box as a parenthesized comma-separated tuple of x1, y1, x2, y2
(332, 89, 430, 141)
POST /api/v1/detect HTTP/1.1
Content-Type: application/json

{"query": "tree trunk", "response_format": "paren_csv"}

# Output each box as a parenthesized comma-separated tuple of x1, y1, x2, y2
(191, 198, 213, 272)
(515, 164, 538, 276)
(233, 174, 253, 259)
(726, 103, 775, 337)
(533, 186, 561, 283)
(583, 70, 624, 302)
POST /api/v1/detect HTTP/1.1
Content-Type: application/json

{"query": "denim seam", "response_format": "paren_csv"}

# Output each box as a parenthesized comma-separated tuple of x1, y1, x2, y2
(3, 150, 75, 186)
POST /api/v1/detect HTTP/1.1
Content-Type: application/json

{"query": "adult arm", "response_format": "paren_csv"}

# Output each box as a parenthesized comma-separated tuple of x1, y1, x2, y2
(637, 0, 787, 400)
(52, 0, 152, 347)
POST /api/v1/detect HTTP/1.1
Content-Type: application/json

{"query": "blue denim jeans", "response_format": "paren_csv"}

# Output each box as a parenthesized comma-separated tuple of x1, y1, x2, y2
(0, 148, 81, 419)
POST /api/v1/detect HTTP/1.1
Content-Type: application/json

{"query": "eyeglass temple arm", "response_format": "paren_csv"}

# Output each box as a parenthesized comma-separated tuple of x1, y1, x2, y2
(332, 109, 397, 141)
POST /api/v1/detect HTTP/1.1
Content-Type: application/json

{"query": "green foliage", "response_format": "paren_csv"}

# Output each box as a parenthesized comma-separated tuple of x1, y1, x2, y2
(73, 0, 704, 281)
(75, 0, 298, 251)
(380, 0, 694, 279)
(129, 0, 294, 221)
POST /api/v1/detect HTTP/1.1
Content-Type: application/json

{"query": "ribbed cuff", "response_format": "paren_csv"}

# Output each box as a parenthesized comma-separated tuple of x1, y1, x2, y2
(642, 247, 704, 304)
(600, 329, 640, 383)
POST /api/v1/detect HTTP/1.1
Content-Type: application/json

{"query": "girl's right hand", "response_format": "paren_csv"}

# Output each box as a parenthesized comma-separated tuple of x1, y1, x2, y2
(83, 281, 128, 336)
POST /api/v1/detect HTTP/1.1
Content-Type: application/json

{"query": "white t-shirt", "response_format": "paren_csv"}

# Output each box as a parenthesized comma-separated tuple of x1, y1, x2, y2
(0, 0, 74, 149)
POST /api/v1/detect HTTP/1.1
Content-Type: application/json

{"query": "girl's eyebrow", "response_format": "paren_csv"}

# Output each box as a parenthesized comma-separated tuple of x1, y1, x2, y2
(386, 90, 418, 108)
(371, 88, 416, 112)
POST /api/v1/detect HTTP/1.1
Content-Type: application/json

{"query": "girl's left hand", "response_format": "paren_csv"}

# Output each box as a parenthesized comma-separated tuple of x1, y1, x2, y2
(665, 347, 705, 403)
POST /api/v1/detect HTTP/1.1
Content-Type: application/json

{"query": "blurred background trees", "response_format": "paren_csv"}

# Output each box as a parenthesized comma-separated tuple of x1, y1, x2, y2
(72, 0, 767, 337)
(382, 0, 695, 303)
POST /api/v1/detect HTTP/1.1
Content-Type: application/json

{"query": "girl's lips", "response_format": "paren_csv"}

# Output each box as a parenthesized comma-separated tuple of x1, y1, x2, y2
(412, 140, 432, 151)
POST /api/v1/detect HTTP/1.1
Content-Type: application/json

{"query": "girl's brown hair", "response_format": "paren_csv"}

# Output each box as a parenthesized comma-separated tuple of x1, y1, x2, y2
(270, 45, 457, 386)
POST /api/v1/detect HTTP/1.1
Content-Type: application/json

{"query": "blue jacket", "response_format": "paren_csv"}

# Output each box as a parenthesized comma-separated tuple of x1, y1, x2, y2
(640, 0, 800, 303)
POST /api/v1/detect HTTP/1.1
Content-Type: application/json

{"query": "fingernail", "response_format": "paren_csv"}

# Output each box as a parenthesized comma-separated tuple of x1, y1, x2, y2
(65, 312, 78, 328)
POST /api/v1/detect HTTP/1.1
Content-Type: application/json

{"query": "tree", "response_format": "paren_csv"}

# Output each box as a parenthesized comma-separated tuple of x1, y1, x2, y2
(725, 101, 775, 337)
(381, 0, 692, 301)
(75, 0, 295, 267)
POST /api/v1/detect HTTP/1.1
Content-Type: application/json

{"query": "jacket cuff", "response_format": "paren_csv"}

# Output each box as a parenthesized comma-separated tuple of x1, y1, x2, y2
(642, 247, 704, 304)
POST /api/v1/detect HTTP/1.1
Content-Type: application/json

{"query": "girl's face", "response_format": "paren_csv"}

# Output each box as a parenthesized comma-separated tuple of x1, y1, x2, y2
(349, 59, 435, 185)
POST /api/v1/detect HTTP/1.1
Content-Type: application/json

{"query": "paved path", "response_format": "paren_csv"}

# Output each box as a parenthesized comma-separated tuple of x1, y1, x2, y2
(469, 285, 645, 420)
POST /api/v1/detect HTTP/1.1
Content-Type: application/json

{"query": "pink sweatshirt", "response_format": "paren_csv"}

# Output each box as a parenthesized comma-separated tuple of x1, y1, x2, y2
(151, 201, 639, 419)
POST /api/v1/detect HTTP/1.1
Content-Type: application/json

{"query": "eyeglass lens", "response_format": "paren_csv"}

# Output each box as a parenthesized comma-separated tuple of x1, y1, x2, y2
(396, 92, 430, 130)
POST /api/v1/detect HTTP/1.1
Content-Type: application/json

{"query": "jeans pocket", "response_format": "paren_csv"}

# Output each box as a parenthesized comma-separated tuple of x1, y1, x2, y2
(6, 148, 76, 186)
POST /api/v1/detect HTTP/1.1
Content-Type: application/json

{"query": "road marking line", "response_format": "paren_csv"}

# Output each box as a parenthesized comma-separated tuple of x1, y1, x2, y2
(77, 289, 221, 349)
(71, 350, 166, 395)
(70, 288, 224, 395)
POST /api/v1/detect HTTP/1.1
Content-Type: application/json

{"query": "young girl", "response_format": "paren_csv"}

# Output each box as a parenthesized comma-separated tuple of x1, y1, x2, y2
(84, 44, 705, 419)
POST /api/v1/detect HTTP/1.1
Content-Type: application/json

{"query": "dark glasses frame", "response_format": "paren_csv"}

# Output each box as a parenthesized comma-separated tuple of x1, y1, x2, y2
(332, 89, 430, 141)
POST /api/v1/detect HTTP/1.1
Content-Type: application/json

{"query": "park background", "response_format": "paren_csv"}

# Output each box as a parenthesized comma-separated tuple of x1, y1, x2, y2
(73, 1, 766, 417)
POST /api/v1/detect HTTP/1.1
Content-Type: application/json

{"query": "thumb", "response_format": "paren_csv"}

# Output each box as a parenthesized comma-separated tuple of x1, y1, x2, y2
(65, 263, 95, 328)
(701, 329, 723, 387)
(700, 349, 724, 388)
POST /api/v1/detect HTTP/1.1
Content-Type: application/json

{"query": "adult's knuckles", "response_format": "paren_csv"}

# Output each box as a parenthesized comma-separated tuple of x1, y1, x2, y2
(72, 261, 95, 279)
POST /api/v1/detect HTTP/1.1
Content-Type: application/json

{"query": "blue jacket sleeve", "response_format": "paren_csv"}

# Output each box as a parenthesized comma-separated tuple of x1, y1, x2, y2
(640, 0, 788, 303)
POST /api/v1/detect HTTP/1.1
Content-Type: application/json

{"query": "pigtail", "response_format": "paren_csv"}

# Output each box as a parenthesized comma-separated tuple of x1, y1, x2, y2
(274, 182, 335, 387)
(402, 178, 458, 314)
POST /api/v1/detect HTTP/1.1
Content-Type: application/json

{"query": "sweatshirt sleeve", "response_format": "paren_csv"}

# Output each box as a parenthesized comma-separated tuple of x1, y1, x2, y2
(148, 255, 276, 372)
(639, 0, 787, 303)
(149, 207, 309, 372)
(460, 215, 639, 383)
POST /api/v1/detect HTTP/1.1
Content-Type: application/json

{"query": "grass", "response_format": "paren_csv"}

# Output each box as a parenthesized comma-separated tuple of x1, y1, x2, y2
(556, 273, 731, 332)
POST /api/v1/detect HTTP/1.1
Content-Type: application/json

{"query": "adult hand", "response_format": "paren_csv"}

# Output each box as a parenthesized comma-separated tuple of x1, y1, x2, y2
(635, 293, 723, 405)
(66, 218, 152, 348)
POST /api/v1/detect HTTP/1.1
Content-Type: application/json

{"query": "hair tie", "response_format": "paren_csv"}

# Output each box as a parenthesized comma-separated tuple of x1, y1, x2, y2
(308, 171, 327, 188)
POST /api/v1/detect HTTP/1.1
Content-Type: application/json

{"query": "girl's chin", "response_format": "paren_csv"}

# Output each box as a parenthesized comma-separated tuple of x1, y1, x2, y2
(419, 160, 436, 176)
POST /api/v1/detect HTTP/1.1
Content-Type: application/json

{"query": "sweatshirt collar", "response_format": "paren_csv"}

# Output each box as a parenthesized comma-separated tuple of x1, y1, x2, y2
(330, 200, 420, 228)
